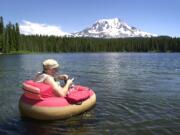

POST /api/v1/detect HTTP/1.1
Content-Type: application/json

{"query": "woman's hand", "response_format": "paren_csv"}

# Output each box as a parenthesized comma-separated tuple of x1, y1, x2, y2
(66, 78, 74, 86)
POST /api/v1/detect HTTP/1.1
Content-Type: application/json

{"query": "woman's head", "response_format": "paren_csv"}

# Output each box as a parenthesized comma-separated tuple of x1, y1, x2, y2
(42, 59, 59, 75)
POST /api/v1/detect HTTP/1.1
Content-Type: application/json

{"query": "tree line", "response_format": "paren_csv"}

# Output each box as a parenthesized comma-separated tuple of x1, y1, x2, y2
(0, 16, 20, 53)
(0, 16, 180, 53)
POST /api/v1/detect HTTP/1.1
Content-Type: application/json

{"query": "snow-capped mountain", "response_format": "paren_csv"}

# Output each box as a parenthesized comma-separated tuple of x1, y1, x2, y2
(72, 18, 157, 38)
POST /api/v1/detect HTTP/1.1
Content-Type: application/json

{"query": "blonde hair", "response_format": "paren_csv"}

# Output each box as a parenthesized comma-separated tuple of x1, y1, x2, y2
(42, 59, 59, 71)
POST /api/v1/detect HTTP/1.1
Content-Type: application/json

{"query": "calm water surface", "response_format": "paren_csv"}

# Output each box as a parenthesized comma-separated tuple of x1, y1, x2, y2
(0, 53, 180, 135)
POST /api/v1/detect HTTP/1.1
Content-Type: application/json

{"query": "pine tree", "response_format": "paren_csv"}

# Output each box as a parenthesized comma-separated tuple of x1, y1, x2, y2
(0, 16, 4, 52)
(15, 23, 20, 51)
(0, 16, 3, 34)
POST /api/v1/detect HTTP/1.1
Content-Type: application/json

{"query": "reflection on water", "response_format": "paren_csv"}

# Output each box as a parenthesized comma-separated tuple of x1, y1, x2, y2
(0, 53, 180, 135)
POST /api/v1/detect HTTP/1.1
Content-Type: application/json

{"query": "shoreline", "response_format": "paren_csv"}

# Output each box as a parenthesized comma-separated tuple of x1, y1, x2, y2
(0, 51, 179, 55)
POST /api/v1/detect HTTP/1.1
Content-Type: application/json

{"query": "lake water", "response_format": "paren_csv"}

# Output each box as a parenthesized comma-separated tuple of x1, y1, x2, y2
(0, 53, 180, 135)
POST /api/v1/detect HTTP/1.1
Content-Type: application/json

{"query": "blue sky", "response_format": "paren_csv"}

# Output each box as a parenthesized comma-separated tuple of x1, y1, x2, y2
(1, 0, 179, 37)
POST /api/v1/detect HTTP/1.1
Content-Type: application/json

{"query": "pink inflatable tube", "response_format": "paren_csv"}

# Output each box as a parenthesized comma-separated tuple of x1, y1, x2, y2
(19, 80, 96, 120)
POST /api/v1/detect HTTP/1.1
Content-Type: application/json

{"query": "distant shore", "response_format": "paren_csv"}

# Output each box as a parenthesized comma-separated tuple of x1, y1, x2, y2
(0, 51, 178, 55)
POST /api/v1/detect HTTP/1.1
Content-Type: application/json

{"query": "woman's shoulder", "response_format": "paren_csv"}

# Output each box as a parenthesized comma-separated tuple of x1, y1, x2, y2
(34, 72, 51, 82)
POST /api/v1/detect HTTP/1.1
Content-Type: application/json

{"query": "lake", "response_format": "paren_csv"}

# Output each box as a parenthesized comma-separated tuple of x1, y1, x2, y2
(0, 53, 180, 135)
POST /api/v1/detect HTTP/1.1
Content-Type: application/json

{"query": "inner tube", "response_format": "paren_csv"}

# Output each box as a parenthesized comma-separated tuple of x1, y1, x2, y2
(19, 80, 96, 120)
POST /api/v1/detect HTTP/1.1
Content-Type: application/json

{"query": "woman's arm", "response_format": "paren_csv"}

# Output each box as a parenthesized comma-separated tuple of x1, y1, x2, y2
(45, 76, 73, 97)
(56, 74, 69, 80)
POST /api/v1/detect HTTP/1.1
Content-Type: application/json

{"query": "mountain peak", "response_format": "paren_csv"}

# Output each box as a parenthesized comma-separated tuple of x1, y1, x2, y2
(97, 18, 120, 23)
(72, 18, 157, 38)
